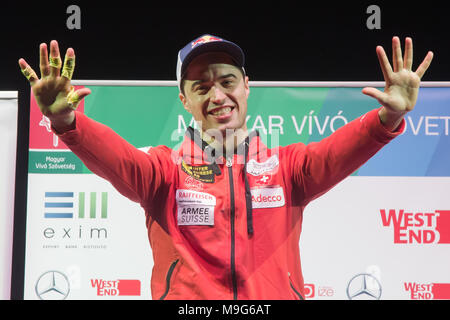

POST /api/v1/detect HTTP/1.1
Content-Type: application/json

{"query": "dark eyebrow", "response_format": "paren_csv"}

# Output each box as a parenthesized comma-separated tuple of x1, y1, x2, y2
(190, 74, 238, 91)
(219, 74, 238, 80)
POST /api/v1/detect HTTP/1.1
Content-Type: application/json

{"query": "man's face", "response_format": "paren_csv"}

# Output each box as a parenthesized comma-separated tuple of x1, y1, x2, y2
(179, 52, 250, 135)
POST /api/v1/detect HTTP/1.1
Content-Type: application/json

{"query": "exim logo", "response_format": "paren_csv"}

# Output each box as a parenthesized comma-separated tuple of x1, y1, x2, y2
(42, 191, 109, 246)
(44, 191, 108, 219)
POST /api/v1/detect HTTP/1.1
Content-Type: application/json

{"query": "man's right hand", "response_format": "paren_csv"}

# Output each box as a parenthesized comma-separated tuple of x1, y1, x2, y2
(18, 40, 91, 133)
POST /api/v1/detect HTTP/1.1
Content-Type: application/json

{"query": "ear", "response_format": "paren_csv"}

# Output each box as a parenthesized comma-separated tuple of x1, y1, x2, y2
(244, 76, 250, 99)
(179, 92, 192, 114)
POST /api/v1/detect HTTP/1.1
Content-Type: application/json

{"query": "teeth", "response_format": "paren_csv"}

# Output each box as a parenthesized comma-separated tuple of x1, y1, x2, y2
(210, 107, 232, 116)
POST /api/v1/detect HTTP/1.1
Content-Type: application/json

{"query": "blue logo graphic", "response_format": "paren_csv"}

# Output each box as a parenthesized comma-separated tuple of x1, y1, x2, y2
(44, 191, 108, 219)
(44, 192, 74, 218)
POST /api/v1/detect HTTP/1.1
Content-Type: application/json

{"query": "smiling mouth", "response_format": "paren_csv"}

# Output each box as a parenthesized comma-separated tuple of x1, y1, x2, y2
(207, 106, 235, 117)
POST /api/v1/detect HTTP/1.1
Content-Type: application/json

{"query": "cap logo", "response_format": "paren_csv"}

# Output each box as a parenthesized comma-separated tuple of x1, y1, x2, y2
(191, 35, 223, 48)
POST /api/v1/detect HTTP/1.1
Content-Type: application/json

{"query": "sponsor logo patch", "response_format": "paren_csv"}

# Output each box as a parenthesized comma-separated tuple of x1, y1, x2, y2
(184, 176, 204, 191)
(255, 174, 272, 185)
(251, 186, 285, 209)
(246, 155, 279, 176)
(181, 160, 216, 183)
(176, 189, 216, 226)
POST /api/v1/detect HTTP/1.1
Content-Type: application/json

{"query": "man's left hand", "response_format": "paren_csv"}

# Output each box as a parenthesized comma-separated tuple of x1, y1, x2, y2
(362, 36, 434, 131)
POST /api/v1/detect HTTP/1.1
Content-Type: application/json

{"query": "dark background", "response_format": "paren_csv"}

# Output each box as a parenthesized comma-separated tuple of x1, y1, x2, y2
(2, 2, 449, 87)
(3, 1, 449, 299)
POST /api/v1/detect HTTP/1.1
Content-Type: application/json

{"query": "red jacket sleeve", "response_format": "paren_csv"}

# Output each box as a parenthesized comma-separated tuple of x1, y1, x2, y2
(54, 111, 175, 208)
(285, 107, 405, 206)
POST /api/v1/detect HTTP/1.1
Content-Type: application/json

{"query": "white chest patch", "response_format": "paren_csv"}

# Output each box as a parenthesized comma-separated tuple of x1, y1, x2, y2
(176, 189, 216, 226)
(251, 186, 285, 209)
(246, 155, 279, 176)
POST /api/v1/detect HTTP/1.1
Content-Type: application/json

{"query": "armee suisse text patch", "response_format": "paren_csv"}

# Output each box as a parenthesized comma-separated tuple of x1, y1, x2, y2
(176, 189, 216, 226)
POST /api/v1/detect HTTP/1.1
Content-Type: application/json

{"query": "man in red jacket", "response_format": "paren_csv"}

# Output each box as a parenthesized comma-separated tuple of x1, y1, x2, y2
(19, 35, 433, 299)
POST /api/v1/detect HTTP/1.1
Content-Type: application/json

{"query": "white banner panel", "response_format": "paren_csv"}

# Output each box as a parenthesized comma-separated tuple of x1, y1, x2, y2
(23, 82, 450, 300)
(301, 176, 450, 300)
(24, 174, 153, 299)
(0, 91, 18, 300)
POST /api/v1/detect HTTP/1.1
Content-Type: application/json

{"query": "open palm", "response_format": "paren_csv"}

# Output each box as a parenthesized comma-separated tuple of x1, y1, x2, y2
(19, 40, 91, 120)
(362, 37, 433, 114)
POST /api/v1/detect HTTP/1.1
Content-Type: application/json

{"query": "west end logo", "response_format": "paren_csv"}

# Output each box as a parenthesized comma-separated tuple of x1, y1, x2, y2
(380, 209, 450, 244)
(42, 191, 109, 249)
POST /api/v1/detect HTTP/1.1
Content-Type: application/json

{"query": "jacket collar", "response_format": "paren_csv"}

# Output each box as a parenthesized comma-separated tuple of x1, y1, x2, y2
(184, 126, 264, 164)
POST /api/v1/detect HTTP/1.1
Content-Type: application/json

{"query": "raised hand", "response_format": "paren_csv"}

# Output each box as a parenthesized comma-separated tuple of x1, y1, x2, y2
(362, 37, 434, 130)
(18, 40, 91, 131)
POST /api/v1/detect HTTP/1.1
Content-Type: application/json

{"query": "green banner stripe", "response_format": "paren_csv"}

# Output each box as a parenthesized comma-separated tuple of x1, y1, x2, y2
(90, 192, 96, 219)
(78, 192, 85, 218)
(101, 192, 108, 219)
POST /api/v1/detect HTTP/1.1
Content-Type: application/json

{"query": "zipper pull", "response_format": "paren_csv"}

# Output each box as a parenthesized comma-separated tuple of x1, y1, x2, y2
(226, 157, 233, 167)
(212, 163, 221, 176)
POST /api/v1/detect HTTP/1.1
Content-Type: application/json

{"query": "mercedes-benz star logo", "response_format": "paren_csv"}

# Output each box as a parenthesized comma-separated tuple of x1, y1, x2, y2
(346, 273, 382, 300)
(35, 271, 70, 300)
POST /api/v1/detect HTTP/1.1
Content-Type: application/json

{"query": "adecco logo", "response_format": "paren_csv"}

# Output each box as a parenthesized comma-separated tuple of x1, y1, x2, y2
(250, 186, 285, 209)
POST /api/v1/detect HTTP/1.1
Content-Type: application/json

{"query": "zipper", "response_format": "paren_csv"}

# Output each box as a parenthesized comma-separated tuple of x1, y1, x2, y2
(159, 259, 179, 300)
(288, 272, 304, 300)
(226, 157, 238, 300)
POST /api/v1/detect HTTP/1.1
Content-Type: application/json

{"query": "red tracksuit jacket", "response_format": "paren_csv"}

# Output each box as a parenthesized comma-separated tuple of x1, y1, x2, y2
(57, 107, 403, 299)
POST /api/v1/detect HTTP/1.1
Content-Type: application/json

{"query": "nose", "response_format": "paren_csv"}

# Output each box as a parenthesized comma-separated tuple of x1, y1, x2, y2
(210, 85, 227, 105)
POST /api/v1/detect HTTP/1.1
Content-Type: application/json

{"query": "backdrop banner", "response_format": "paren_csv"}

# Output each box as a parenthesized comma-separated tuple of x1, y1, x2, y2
(0, 92, 18, 300)
(24, 82, 450, 300)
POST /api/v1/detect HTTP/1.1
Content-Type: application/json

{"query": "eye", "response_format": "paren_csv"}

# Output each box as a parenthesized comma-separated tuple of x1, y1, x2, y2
(222, 79, 235, 88)
(198, 86, 209, 94)
(194, 85, 209, 94)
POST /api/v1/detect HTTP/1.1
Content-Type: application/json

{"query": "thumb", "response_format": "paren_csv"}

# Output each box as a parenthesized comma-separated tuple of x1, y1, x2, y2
(75, 87, 91, 101)
(67, 87, 91, 110)
(362, 87, 389, 105)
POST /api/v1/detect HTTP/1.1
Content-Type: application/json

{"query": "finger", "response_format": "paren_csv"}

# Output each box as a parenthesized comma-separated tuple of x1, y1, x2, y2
(392, 36, 403, 72)
(403, 37, 413, 70)
(67, 87, 91, 110)
(18, 58, 39, 85)
(61, 48, 76, 82)
(76, 87, 92, 100)
(376, 46, 393, 81)
(415, 51, 434, 79)
(39, 43, 50, 77)
(49, 40, 62, 78)
(362, 87, 389, 105)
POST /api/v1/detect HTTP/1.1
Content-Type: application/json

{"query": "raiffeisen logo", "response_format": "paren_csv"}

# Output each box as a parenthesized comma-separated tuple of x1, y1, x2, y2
(380, 209, 450, 244)
(90, 279, 141, 297)
(404, 282, 450, 300)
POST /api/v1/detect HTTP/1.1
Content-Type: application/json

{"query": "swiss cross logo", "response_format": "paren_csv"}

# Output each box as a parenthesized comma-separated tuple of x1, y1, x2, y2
(380, 209, 450, 244)
(257, 175, 271, 185)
